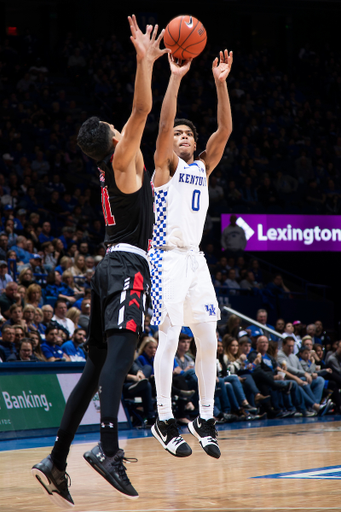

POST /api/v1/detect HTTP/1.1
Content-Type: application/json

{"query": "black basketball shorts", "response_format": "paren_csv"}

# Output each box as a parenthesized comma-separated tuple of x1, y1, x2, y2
(87, 250, 150, 347)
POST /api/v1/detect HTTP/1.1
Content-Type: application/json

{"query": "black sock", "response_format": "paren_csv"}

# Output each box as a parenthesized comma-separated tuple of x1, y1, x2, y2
(51, 429, 75, 471)
(100, 418, 118, 457)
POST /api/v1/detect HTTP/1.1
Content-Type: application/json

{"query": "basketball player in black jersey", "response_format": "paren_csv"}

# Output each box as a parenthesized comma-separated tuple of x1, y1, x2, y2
(31, 16, 169, 505)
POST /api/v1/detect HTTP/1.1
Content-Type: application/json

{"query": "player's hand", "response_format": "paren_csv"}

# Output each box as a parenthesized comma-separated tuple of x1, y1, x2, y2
(212, 49, 233, 82)
(128, 15, 169, 62)
(168, 53, 192, 77)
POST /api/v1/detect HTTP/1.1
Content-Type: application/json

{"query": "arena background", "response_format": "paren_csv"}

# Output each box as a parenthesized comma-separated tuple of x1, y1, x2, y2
(0, 0, 340, 326)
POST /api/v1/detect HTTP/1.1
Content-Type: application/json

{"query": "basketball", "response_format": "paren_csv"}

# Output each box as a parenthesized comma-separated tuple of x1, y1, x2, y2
(164, 15, 207, 60)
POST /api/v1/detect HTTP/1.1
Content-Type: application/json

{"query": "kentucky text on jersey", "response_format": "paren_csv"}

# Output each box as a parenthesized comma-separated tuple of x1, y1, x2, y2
(179, 173, 207, 187)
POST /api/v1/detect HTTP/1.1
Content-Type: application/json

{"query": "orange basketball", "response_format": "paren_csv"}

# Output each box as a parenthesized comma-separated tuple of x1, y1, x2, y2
(164, 15, 207, 60)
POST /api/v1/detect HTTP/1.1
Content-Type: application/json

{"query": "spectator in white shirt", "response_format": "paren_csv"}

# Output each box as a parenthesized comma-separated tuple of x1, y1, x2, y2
(52, 299, 75, 338)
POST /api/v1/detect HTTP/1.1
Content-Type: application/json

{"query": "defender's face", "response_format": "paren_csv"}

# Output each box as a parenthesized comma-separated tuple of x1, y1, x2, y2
(173, 125, 196, 160)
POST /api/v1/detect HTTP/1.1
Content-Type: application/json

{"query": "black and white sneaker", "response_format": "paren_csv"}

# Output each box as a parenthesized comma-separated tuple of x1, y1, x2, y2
(31, 455, 74, 508)
(188, 417, 221, 459)
(151, 418, 192, 457)
(83, 444, 138, 499)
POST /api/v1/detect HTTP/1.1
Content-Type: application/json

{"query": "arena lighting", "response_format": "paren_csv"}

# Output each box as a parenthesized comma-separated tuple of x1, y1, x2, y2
(221, 214, 341, 252)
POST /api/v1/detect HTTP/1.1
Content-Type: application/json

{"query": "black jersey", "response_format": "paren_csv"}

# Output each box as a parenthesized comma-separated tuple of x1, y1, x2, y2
(98, 151, 154, 252)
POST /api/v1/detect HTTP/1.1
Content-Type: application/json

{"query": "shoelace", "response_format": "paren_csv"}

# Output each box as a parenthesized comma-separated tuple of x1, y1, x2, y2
(59, 471, 71, 491)
(111, 455, 138, 484)
(199, 420, 218, 439)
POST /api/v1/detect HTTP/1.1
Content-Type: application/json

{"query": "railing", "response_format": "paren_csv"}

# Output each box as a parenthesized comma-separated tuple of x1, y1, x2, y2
(222, 306, 285, 340)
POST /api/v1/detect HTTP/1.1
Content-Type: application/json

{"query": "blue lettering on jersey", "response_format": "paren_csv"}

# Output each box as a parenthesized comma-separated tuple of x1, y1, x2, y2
(178, 173, 207, 187)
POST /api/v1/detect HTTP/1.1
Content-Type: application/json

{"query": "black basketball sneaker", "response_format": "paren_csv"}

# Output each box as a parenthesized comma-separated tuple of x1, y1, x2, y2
(83, 444, 138, 499)
(151, 418, 192, 457)
(31, 455, 74, 508)
(188, 417, 221, 459)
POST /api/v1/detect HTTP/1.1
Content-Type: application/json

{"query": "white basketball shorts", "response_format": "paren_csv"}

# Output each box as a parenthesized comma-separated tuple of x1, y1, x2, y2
(149, 248, 220, 327)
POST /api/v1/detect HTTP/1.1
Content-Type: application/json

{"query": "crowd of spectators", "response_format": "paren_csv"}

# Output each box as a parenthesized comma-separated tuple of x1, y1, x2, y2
(0, 28, 340, 425)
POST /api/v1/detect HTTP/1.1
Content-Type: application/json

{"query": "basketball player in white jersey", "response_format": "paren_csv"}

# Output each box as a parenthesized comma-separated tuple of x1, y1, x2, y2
(150, 50, 233, 458)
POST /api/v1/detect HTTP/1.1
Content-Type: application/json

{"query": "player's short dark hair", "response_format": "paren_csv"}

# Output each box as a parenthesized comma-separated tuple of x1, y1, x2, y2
(77, 116, 112, 162)
(174, 118, 198, 142)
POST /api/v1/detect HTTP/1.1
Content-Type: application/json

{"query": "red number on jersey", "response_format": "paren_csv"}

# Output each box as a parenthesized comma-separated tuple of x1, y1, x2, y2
(101, 187, 116, 226)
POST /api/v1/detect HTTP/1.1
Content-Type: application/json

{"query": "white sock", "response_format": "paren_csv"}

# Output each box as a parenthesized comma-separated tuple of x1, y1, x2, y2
(153, 315, 181, 422)
(190, 322, 217, 421)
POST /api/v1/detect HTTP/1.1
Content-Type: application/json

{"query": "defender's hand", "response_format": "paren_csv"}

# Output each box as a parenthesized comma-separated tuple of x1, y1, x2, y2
(128, 15, 169, 62)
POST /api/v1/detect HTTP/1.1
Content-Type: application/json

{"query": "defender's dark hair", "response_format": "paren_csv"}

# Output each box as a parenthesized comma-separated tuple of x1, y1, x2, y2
(77, 116, 112, 161)
(174, 118, 198, 142)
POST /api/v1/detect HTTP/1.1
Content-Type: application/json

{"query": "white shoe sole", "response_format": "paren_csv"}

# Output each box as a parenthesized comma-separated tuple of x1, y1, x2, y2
(31, 467, 74, 508)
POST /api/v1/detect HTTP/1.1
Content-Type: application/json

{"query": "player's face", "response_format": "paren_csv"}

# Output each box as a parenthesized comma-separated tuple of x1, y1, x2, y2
(173, 125, 196, 160)
(101, 122, 121, 144)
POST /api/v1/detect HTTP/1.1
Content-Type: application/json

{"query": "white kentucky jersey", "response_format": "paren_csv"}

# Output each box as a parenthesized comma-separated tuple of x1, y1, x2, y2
(152, 157, 208, 249)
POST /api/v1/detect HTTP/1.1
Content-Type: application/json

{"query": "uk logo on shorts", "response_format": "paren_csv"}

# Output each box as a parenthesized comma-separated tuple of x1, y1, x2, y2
(205, 304, 216, 316)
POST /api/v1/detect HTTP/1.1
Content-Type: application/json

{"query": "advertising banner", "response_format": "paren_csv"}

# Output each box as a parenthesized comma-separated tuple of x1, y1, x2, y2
(221, 214, 341, 252)
(0, 372, 127, 433)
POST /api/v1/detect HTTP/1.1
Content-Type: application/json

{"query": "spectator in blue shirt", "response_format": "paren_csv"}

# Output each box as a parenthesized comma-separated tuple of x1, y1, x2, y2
(247, 309, 277, 341)
(38, 221, 54, 244)
(12, 236, 33, 264)
(0, 325, 17, 361)
(61, 328, 87, 361)
(40, 325, 71, 362)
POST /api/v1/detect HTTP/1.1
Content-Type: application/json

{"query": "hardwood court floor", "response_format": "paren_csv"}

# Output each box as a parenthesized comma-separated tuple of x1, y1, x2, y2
(1, 420, 341, 512)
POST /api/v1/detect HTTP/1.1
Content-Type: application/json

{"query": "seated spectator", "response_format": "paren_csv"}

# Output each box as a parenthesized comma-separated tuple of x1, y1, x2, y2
(52, 299, 75, 338)
(28, 254, 47, 281)
(0, 260, 13, 293)
(23, 304, 38, 332)
(123, 361, 156, 427)
(1, 303, 25, 329)
(274, 318, 285, 336)
(38, 221, 54, 244)
(0, 234, 9, 260)
(0, 282, 23, 318)
(282, 322, 300, 353)
(224, 313, 242, 338)
(249, 259, 263, 284)
(83, 269, 94, 290)
(66, 306, 81, 329)
(55, 256, 73, 275)
(327, 340, 341, 375)
(12, 236, 32, 264)
(70, 254, 87, 281)
(224, 269, 240, 295)
(29, 329, 47, 361)
(41, 304, 54, 328)
(7, 338, 39, 362)
(41, 241, 57, 271)
(45, 270, 75, 304)
(247, 308, 277, 341)
(25, 283, 43, 307)
(277, 336, 331, 416)
(52, 237, 66, 262)
(136, 337, 158, 374)
(314, 320, 330, 347)
(240, 271, 260, 291)
(61, 270, 84, 299)
(78, 297, 91, 331)
(306, 323, 320, 344)
(13, 324, 27, 347)
(34, 308, 46, 336)
(0, 324, 18, 360)
(61, 328, 87, 361)
(40, 325, 71, 362)
(18, 267, 35, 289)
(265, 274, 290, 299)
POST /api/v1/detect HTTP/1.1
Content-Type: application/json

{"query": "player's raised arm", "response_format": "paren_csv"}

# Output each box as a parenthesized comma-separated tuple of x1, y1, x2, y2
(200, 50, 233, 176)
(113, 16, 168, 179)
(154, 55, 192, 187)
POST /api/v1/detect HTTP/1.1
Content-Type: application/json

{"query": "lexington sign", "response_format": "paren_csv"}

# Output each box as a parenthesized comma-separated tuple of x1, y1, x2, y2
(221, 214, 341, 252)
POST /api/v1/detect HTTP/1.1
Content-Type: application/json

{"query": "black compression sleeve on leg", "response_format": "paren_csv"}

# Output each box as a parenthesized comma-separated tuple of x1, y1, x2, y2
(51, 345, 107, 468)
(99, 330, 137, 456)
